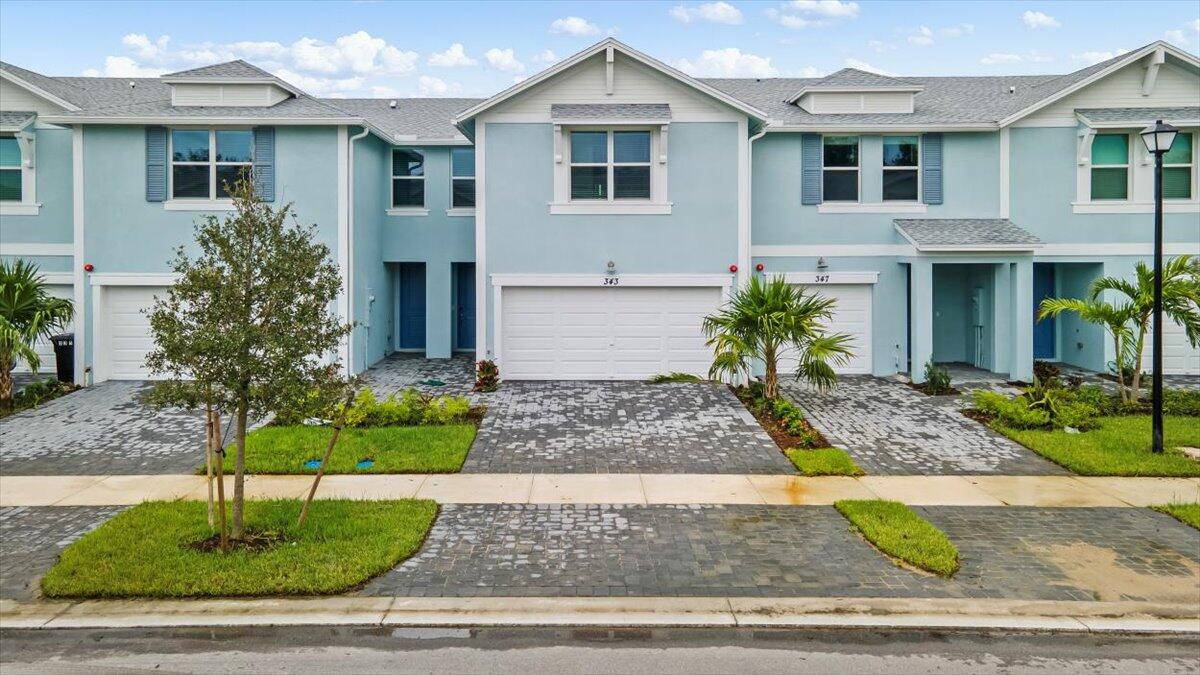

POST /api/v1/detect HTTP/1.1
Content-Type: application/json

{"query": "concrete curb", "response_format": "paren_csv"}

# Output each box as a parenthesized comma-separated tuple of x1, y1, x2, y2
(3, 597, 1197, 634)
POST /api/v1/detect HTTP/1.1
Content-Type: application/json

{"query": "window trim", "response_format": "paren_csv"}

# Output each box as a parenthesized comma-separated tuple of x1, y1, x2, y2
(881, 134, 921, 203)
(449, 147, 476, 211)
(568, 129, 653, 203)
(167, 127, 254, 202)
(390, 146, 427, 212)
(821, 134, 860, 203)
(0, 131, 39, 215)
(551, 124, 670, 215)
(1088, 132, 1131, 202)
(1162, 130, 1194, 202)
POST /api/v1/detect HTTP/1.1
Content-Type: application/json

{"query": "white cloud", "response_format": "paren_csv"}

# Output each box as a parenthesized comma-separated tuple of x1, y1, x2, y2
(549, 16, 600, 36)
(907, 26, 934, 46)
(844, 58, 894, 76)
(868, 40, 894, 53)
(370, 85, 401, 98)
(484, 47, 525, 73)
(670, 2, 744, 25)
(428, 43, 477, 67)
(1071, 49, 1128, 65)
(980, 53, 1023, 65)
(272, 68, 364, 96)
(81, 56, 169, 78)
(513, 75, 528, 84)
(766, 0, 858, 29)
(1021, 10, 1060, 29)
(416, 75, 462, 97)
(1165, 29, 1187, 45)
(795, 65, 823, 78)
(676, 48, 779, 77)
(531, 49, 559, 64)
(787, 0, 859, 18)
(122, 33, 170, 61)
(940, 23, 974, 38)
(1194, 19, 1200, 32)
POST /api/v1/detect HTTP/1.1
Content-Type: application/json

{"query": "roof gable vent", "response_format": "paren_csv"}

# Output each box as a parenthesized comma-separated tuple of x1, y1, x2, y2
(788, 68, 923, 114)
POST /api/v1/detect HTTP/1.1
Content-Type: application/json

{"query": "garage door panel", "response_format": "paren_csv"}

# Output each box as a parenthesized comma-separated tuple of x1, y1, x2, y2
(99, 286, 168, 381)
(501, 285, 722, 380)
(14, 284, 73, 375)
(781, 283, 874, 376)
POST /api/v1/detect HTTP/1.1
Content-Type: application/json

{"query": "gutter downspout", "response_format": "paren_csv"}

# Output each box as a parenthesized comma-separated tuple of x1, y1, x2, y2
(346, 126, 371, 374)
(747, 126, 767, 282)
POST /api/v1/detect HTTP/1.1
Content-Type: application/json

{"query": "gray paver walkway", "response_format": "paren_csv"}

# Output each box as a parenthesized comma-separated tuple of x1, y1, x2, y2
(784, 376, 1068, 475)
(362, 504, 1200, 601)
(0, 382, 202, 475)
(0, 506, 124, 600)
(362, 354, 792, 474)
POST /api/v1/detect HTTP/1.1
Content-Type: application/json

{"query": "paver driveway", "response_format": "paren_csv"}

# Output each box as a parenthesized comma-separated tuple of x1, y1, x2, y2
(784, 376, 1067, 476)
(362, 354, 793, 474)
(0, 381, 202, 475)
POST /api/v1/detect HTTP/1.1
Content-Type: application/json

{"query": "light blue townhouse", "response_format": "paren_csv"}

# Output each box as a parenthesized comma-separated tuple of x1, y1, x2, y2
(1, 39, 1197, 385)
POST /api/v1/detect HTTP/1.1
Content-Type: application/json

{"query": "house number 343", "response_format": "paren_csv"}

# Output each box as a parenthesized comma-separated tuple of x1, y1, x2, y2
(603, 277, 620, 286)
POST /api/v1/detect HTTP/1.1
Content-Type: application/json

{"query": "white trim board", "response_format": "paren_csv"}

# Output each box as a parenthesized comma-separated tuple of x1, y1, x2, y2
(489, 273, 735, 288)
(0, 242, 73, 257)
(751, 243, 1200, 258)
(0, 70, 81, 112)
(779, 271, 879, 284)
(88, 273, 177, 287)
(71, 125, 85, 385)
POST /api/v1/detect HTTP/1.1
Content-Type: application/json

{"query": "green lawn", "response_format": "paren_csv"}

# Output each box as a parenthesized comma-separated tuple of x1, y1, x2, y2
(1152, 503, 1200, 530)
(994, 416, 1200, 477)
(835, 500, 959, 577)
(786, 448, 865, 476)
(227, 424, 477, 474)
(41, 499, 438, 598)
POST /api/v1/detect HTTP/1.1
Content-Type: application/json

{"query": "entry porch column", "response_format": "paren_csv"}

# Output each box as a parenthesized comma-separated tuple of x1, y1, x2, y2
(909, 260, 934, 383)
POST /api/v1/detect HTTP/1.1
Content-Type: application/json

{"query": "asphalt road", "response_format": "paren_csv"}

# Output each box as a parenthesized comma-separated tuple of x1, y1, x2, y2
(2, 626, 1198, 674)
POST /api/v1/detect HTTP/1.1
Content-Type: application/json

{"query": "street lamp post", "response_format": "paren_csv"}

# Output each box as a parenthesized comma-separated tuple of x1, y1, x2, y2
(1138, 119, 1178, 454)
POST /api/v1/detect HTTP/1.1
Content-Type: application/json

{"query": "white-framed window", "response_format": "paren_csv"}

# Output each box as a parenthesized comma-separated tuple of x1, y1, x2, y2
(822, 135, 859, 202)
(450, 147, 475, 209)
(882, 135, 920, 202)
(1163, 131, 1194, 201)
(169, 128, 253, 200)
(0, 134, 22, 203)
(391, 148, 425, 208)
(569, 129, 652, 201)
(1089, 133, 1129, 201)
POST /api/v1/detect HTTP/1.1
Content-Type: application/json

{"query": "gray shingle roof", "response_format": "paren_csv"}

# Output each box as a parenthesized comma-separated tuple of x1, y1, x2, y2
(802, 68, 921, 89)
(51, 94, 354, 120)
(895, 219, 1042, 250)
(327, 98, 481, 140)
(1076, 106, 1200, 125)
(550, 103, 671, 120)
(1, 61, 91, 107)
(0, 111, 36, 130)
(164, 60, 278, 80)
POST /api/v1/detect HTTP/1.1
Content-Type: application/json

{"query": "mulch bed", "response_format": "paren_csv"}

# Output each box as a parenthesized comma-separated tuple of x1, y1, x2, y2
(730, 385, 830, 451)
(189, 531, 285, 553)
(961, 408, 994, 425)
(907, 382, 961, 396)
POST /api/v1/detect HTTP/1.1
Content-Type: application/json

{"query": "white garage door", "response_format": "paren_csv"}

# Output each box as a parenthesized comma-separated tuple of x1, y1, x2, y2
(13, 283, 74, 376)
(501, 285, 723, 380)
(780, 283, 873, 375)
(99, 285, 168, 380)
(1157, 318, 1200, 376)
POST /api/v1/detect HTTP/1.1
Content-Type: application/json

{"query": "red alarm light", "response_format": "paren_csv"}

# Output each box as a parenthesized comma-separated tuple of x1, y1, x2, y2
(729, 264, 738, 273)
(755, 263, 765, 272)
(83, 263, 94, 272)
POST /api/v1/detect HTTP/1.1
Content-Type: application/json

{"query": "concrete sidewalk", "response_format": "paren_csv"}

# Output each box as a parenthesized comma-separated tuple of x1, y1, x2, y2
(3, 596, 1197, 634)
(2, 473, 1197, 507)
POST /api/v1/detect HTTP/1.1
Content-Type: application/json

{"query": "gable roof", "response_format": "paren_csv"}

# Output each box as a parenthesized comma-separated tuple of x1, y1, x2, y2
(895, 219, 1042, 251)
(785, 68, 923, 103)
(327, 97, 481, 142)
(164, 59, 278, 80)
(452, 38, 769, 129)
(0, 61, 85, 110)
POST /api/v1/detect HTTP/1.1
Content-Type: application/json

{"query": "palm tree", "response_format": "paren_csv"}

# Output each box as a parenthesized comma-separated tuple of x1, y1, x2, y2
(0, 260, 74, 409)
(703, 275, 853, 399)
(1039, 255, 1199, 403)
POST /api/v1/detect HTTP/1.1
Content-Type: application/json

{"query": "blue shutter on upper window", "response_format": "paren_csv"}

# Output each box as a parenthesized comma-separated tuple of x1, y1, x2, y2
(252, 126, 275, 202)
(800, 133, 822, 205)
(145, 126, 167, 202)
(922, 133, 943, 205)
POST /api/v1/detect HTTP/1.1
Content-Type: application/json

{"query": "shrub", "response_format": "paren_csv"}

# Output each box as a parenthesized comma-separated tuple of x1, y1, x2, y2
(474, 360, 499, 392)
(14, 377, 72, 408)
(1033, 360, 1061, 386)
(971, 390, 1051, 429)
(1055, 401, 1101, 431)
(330, 387, 469, 428)
(922, 360, 953, 395)
(647, 372, 702, 383)
(1164, 389, 1200, 417)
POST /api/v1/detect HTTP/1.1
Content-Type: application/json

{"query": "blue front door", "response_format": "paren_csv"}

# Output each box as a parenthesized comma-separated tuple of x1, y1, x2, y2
(455, 263, 476, 351)
(398, 263, 426, 350)
(1033, 263, 1055, 359)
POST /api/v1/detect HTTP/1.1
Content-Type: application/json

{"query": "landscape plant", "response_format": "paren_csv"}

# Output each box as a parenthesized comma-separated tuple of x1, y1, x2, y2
(921, 360, 953, 395)
(145, 177, 351, 549)
(0, 260, 74, 410)
(474, 359, 499, 392)
(704, 275, 853, 399)
(1038, 255, 1199, 403)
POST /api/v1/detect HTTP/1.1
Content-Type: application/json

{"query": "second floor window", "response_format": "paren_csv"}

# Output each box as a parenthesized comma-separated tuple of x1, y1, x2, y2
(882, 135, 919, 201)
(1163, 131, 1193, 200)
(392, 148, 425, 208)
(1090, 133, 1128, 201)
(822, 136, 859, 202)
(0, 136, 20, 202)
(570, 130, 651, 201)
(171, 129, 252, 200)
(450, 147, 475, 208)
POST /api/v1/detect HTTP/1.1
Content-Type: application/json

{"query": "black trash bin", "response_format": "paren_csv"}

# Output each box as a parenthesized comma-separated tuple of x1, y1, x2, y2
(49, 333, 74, 383)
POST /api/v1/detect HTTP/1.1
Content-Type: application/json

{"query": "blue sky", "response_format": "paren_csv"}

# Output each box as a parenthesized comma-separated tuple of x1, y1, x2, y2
(1, 1, 1197, 98)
